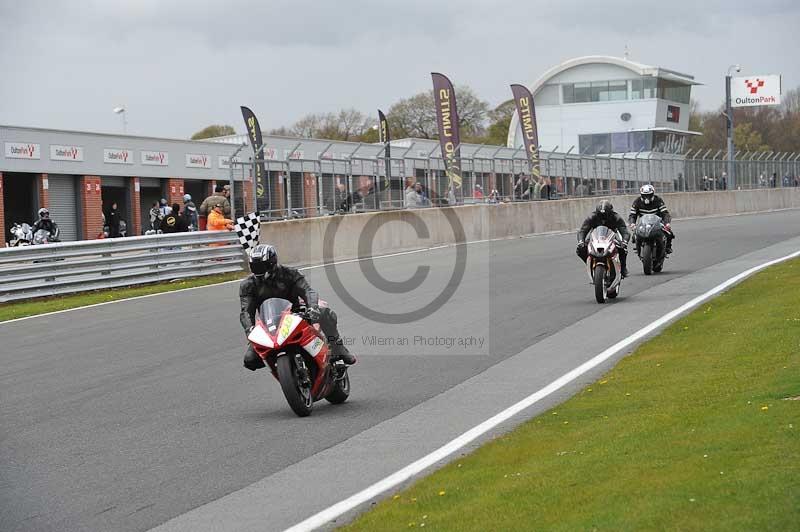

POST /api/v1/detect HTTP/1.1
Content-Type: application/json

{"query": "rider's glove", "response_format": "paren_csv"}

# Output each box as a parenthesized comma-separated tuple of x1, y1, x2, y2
(305, 305, 321, 323)
(664, 223, 671, 232)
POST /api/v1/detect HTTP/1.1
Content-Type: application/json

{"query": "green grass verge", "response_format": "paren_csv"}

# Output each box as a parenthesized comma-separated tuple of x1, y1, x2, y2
(343, 258, 800, 531)
(0, 271, 246, 322)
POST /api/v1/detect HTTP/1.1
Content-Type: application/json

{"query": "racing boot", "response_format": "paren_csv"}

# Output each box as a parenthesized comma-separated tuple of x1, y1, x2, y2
(620, 253, 629, 278)
(330, 337, 356, 365)
(666, 237, 673, 255)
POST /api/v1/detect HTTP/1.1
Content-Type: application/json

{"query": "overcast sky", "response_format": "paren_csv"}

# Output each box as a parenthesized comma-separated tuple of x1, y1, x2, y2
(1, 0, 797, 139)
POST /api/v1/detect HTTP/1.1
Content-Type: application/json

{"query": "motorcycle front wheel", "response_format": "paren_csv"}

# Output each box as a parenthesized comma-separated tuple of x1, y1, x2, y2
(325, 370, 350, 404)
(593, 263, 607, 304)
(641, 242, 653, 275)
(276, 355, 313, 417)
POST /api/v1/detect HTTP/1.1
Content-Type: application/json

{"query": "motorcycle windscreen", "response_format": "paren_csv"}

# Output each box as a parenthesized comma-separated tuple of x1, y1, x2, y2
(591, 226, 614, 240)
(636, 214, 662, 238)
(258, 298, 293, 332)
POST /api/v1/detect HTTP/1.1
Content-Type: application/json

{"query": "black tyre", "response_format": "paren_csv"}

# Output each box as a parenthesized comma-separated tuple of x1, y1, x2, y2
(593, 264, 606, 304)
(641, 242, 652, 275)
(276, 355, 313, 417)
(325, 370, 350, 404)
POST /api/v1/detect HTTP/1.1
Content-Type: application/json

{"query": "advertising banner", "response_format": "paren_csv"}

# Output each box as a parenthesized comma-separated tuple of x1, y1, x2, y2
(731, 75, 782, 107)
(510, 84, 540, 179)
(5, 142, 41, 160)
(141, 150, 169, 166)
(431, 73, 462, 189)
(103, 148, 133, 164)
(50, 144, 84, 162)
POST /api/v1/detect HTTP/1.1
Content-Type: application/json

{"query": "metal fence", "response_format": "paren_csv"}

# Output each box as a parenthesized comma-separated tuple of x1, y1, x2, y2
(0, 231, 243, 303)
(228, 144, 800, 220)
(683, 149, 800, 191)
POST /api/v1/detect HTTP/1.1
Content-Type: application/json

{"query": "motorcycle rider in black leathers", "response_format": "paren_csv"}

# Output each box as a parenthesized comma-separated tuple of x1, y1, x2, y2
(239, 244, 356, 371)
(576, 200, 630, 278)
(32, 208, 59, 241)
(628, 184, 674, 254)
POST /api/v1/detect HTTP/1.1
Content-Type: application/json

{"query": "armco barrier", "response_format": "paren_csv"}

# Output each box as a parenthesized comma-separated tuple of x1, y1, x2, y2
(0, 231, 243, 303)
(1, 189, 796, 303)
(262, 189, 800, 266)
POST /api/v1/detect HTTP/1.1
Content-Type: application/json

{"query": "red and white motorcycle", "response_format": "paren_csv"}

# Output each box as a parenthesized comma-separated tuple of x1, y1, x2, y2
(247, 297, 350, 417)
(585, 225, 624, 304)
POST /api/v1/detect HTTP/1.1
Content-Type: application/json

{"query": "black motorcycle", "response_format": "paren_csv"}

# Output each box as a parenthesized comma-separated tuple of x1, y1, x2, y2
(633, 213, 667, 275)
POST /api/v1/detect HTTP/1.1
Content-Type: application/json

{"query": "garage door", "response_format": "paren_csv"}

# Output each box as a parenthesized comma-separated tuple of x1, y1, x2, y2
(101, 176, 126, 188)
(48, 175, 78, 241)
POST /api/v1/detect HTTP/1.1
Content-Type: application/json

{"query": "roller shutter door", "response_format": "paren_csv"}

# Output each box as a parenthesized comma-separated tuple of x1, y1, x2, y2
(139, 177, 160, 188)
(47, 175, 78, 241)
(101, 176, 126, 187)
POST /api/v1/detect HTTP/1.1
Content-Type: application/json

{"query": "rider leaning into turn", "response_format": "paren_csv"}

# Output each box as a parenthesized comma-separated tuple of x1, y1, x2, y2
(576, 200, 630, 278)
(239, 244, 357, 371)
(628, 184, 674, 254)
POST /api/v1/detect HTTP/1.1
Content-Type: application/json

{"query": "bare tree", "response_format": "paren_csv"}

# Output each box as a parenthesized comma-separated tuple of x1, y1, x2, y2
(387, 86, 490, 139)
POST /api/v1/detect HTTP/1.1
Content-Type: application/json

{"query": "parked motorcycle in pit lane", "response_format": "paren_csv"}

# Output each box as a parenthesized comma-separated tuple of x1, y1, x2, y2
(247, 297, 350, 417)
(633, 213, 667, 275)
(585, 225, 624, 304)
(7, 223, 34, 247)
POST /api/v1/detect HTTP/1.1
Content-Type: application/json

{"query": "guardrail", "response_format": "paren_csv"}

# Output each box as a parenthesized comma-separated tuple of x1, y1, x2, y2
(0, 231, 244, 303)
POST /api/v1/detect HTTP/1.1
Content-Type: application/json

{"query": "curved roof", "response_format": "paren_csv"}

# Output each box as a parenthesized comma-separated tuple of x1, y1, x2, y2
(506, 55, 700, 147)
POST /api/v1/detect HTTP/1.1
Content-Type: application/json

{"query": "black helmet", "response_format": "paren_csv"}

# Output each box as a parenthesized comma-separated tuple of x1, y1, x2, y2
(640, 184, 655, 205)
(38, 208, 50, 218)
(249, 244, 277, 278)
(596, 200, 614, 215)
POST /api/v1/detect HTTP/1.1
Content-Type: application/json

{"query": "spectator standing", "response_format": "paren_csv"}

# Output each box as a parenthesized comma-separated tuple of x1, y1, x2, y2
(473, 184, 484, 200)
(447, 186, 456, 205)
(418, 183, 431, 206)
(161, 203, 189, 233)
(105, 202, 121, 238)
(333, 182, 348, 212)
(207, 201, 234, 231)
(149, 201, 162, 232)
(405, 182, 422, 208)
(533, 178, 543, 200)
(182, 194, 198, 230)
(158, 198, 172, 218)
(199, 185, 231, 225)
(540, 177, 553, 200)
(575, 180, 588, 197)
(770, 172, 777, 188)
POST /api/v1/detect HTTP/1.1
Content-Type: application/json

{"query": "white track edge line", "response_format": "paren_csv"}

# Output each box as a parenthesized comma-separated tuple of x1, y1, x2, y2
(284, 248, 800, 532)
(3, 208, 796, 325)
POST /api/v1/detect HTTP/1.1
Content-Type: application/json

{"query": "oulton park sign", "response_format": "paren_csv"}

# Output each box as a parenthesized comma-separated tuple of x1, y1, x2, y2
(731, 74, 782, 108)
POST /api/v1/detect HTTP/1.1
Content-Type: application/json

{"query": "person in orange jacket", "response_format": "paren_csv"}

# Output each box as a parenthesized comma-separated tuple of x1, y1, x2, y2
(207, 202, 234, 231)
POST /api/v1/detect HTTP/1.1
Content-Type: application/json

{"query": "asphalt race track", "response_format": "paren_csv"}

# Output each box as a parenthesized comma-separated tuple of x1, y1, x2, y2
(2, 209, 800, 532)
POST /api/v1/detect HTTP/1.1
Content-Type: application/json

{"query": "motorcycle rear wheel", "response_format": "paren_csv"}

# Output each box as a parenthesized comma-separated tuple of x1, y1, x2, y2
(641, 243, 653, 275)
(325, 370, 350, 404)
(276, 355, 313, 417)
(593, 263, 607, 304)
